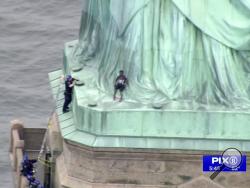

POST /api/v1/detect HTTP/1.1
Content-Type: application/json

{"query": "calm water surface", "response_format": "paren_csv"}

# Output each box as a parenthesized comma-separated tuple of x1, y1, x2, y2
(0, 0, 81, 186)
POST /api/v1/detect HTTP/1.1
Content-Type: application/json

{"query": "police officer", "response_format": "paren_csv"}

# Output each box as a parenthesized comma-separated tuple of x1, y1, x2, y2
(113, 70, 128, 102)
(63, 75, 78, 113)
(21, 154, 37, 177)
(27, 175, 43, 188)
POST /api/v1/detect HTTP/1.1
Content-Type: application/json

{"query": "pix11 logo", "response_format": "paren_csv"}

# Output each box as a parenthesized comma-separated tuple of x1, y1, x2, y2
(203, 148, 246, 174)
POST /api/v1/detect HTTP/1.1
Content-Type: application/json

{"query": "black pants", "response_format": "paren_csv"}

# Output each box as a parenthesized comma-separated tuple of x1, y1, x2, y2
(115, 83, 125, 91)
(63, 92, 72, 112)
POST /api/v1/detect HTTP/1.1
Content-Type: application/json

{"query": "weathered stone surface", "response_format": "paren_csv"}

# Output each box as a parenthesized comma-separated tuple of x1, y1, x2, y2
(178, 176, 224, 188)
(47, 116, 250, 188)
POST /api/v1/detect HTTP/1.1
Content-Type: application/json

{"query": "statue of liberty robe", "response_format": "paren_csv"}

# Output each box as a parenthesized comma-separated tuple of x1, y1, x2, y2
(74, 0, 250, 109)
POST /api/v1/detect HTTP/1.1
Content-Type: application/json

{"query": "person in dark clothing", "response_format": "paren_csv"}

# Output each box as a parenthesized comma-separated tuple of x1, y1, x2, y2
(63, 75, 78, 113)
(20, 154, 37, 177)
(113, 70, 128, 102)
(27, 175, 44, 188)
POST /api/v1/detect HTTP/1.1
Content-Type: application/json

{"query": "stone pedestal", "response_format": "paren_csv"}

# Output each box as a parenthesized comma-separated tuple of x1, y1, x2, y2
(48, 116, 250, 188)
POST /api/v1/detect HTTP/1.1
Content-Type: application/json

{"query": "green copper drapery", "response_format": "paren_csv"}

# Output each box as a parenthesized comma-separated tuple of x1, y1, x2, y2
(73, 0, 250, 109)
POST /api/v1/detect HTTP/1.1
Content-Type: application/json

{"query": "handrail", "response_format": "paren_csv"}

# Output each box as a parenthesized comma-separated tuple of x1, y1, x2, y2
(9, 120, 28, 188)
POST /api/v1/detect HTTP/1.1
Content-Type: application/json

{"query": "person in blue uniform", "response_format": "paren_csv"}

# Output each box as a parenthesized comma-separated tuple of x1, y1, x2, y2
(113, 70, 128, 102)
(27, 175, 44, 188)
(20, 154, 37, 177)
(63, 75, 78, 113)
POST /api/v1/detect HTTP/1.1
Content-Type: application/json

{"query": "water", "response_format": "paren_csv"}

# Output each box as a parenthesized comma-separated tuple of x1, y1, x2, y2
(0, 0, 81, 187)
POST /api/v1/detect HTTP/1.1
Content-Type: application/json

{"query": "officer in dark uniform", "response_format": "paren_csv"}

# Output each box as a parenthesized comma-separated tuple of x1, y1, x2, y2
(63, 75, 78, 113)
(21, 154, 37, 177)
(27, 175, 44, 188)
(113, 70, 128, 102)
